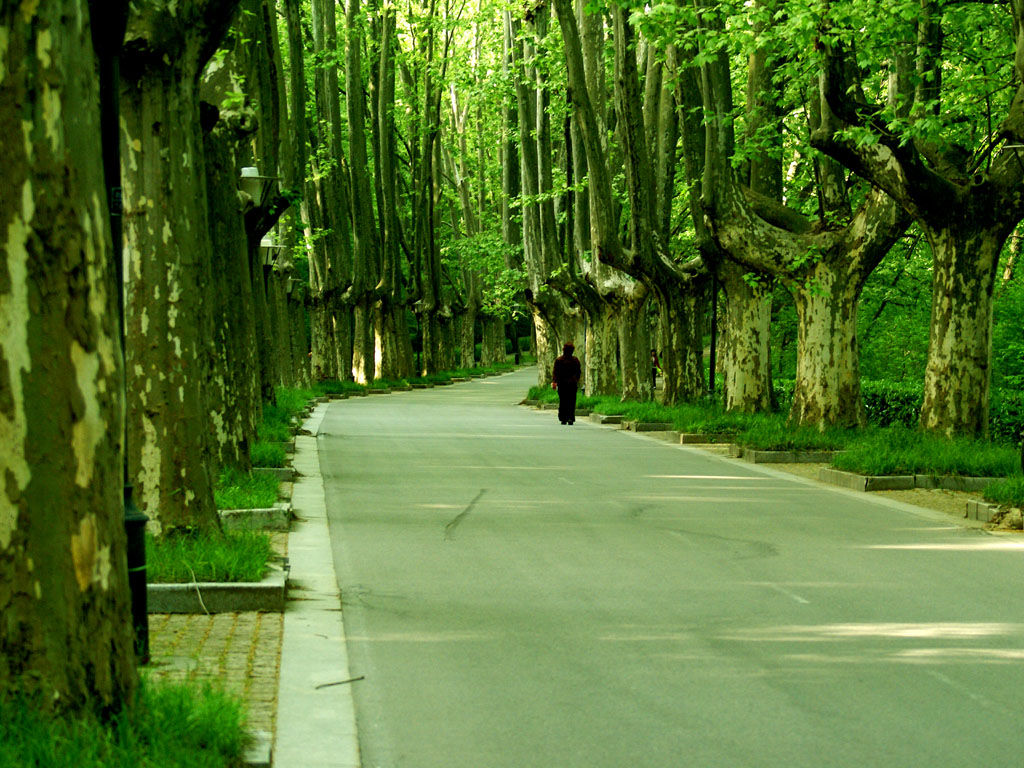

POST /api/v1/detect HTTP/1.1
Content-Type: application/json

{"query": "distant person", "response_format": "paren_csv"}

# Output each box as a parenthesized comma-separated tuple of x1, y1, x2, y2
(551, 341, 582, 425)
(651, 349, 662, 390)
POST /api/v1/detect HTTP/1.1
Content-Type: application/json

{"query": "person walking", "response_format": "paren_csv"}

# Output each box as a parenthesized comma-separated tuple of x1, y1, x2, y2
(552, 341, 582, 425)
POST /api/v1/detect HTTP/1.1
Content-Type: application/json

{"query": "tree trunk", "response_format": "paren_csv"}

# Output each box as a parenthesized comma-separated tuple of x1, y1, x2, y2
(618, 297, 652, 401)
(658, 285, 706, 405)
(585, 302, 620, 396)
(920, 226, 1005, 437)
(202, 121, 260, 467)
(121, 1, 238, 534)
(480, 316, 507, 366)
(718, 262, 772, 413)
(0, 0, 138, 711)
(787, 263, 865, 427)
(346, 0, 381, 383)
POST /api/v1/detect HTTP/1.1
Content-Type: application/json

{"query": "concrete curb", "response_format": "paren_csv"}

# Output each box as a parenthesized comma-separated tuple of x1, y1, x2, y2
(741, 449, 840, 464)
(253, 466, 297, 482)
(679, 432, 733, 444)
(275, 402, 362, 768)
(626, 421, 674, 432)
(818, 467, 915, 491)
(219, 503, 293, 532)
(147, 568, 287, 613)
(819, 467, 1000, 493)
(966, 499, 1000, 523)
(244, 730, 273, 768)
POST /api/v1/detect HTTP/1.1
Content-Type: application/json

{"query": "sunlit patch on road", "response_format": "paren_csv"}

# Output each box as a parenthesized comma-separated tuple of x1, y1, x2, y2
(861, 541, 1024, 551)
(724, 622, 1024, 642)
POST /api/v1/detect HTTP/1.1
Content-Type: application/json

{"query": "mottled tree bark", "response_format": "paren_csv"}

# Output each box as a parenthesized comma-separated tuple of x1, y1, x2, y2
(120, 0, 239, 534)
(0, 1, 136, 710)
(812, 11, 1024, 436)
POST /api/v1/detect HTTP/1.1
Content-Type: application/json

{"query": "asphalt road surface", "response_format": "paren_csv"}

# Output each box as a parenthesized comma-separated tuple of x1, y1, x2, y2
(319, 368, 1024, 768)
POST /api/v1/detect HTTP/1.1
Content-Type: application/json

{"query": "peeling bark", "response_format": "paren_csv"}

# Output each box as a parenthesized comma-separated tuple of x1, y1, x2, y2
(0, 1, 136, 709)
(120, 0, 239, 534)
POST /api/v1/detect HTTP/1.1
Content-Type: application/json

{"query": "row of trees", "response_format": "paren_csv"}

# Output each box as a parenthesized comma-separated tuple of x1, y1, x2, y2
(3, 0, 1024, 715)
(498, 0, 1023, 439)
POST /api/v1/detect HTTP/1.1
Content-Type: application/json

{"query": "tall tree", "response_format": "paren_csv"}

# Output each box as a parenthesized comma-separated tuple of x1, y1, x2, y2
(1, 0, 136, 710)
(812, 0, 1024, 436)
(689, 0, 909, 427)
(120, 0, 241, 534)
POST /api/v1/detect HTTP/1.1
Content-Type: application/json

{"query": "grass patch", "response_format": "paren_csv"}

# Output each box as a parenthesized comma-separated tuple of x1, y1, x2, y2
(214, 467, 279, 510)
(317, 380, 368, 395)
(736, 418, 855, 451)
(983, 476, 1024, 507)
(0, 680, 246, 768)
(250, 440, 286, 468)
(832, 427, 1020, 477)
(147, 529, 273, 583)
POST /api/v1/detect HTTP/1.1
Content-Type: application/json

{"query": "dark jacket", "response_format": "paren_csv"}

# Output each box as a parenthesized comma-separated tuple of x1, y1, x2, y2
(552, 354, 582, 388)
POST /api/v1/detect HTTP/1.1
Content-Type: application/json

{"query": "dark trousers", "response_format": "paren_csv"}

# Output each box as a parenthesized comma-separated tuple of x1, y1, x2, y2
(558, 384, 577, 424)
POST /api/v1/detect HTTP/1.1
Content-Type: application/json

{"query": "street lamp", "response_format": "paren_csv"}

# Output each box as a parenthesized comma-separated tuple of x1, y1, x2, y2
(240, 166, 281, 209)
(259, 238, 286, 267)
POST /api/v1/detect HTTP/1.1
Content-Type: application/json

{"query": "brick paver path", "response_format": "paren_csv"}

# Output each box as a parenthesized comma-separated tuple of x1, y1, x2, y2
(147, 611, 283, 736)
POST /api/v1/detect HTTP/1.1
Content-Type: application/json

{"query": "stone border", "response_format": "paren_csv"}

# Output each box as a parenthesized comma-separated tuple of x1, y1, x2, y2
(819, 467, 999, 493)
(624, 421, 674, 432)
(147, 567, 287, 613)
(590, 413, 622, 425)
(966, 499, 1000, 523)
(680, 432, 734, 444)
(740, 448, 841, 464)
(252, 466, 296, 482)
(243, 730, 272, 768)
(219, 503, 293, 532)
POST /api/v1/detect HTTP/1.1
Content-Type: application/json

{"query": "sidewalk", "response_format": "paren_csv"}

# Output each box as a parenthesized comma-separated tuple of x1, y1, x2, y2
(147, 400, 360, 767)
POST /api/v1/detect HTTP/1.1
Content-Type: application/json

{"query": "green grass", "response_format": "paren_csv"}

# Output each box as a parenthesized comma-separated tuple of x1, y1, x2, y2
(250, 440, 286, 468)
(983, 476, 1024, 506)
(214, 467, 279, 510)
(832, 427, 1020, 477)
(735, 418, 855, 451)
(0, 680, 246, 768)
(316, 380, 368, 395)
(147, 529, 273, 583)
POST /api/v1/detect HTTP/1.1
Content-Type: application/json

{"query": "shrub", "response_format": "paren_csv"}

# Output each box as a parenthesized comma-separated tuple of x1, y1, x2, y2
(983, 476, 1024, 507)
(147, 529, 274, 584)
(832, 427, 1020, 477)
(214, 467, 279, 510)
(860, 379, 922, 428)
(0, 680, 245, 768)
(991, 390, 1024, 446)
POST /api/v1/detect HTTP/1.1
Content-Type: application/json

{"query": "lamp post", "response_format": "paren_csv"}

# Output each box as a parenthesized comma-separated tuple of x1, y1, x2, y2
(240, 166, 281, 210)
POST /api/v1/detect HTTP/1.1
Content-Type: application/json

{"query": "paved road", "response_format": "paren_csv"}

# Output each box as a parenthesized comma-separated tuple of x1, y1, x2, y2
(319, 369, 1024, 768)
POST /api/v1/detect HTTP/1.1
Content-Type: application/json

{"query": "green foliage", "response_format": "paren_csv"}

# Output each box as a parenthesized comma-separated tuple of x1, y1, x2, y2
(983, 476, 1024, 507)
(993, 276, 1024, 390)
(832, 427, 1020, 477)
(147, 529, 273, 584)
(214, 467, 279, 511)
(0, 680, 246, 768)
(250, 441, 286, 469)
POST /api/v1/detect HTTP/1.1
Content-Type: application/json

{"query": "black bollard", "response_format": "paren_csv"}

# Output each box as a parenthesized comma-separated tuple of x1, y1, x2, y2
(124, 485, 149, 664)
